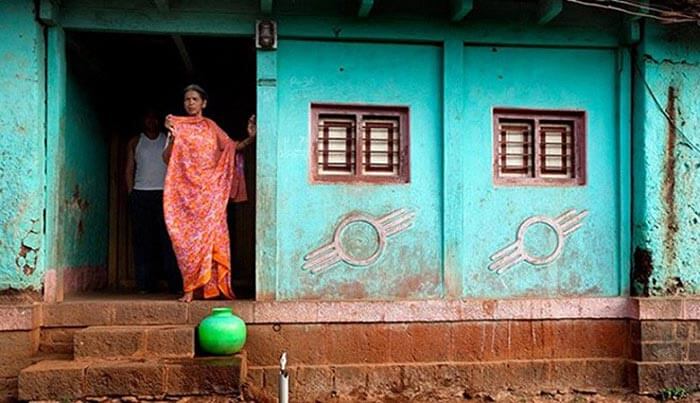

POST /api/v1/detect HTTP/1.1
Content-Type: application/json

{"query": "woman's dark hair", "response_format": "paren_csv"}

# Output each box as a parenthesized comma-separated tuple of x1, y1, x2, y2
(183, 84, 208, 101)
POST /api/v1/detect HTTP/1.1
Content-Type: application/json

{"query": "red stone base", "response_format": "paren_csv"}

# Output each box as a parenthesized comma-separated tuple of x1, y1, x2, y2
(3, 297, 700, 401)
(247, 359, 630, 401)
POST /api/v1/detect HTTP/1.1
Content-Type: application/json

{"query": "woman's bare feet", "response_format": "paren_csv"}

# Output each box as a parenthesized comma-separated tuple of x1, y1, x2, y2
(178, 291, 193, 302)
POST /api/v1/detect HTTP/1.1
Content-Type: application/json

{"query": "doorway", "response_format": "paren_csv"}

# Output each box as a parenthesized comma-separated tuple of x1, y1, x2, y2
(64, 31, 257, 298)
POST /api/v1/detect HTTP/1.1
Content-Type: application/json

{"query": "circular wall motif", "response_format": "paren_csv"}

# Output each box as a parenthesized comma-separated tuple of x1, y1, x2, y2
(333, 214, 387, 267)
(516, 216, 564, 266)
(302, 209, 416, 274)
(338, 220, 381, 262)
(488, 209, 589, 274)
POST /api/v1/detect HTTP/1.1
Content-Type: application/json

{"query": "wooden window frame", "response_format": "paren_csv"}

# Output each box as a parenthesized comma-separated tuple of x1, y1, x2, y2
(493, 108, 586, 187)
(311, 103, 410, 184)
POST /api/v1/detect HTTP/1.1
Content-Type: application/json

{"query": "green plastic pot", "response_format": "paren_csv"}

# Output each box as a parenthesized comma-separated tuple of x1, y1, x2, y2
(197, 307, 247, 355)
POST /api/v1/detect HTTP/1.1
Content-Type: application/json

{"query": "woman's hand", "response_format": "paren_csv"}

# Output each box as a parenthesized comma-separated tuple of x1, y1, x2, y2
(246, 114, 256, 138)
(236, 115, 257, 151)
(164, 115, 175, 133)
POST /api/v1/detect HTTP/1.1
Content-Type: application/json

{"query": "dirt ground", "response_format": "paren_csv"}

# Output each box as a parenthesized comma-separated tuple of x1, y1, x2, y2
(58, 391, 700, 403)
(38, 386, 700, 402)
(232, 385, 700, 403)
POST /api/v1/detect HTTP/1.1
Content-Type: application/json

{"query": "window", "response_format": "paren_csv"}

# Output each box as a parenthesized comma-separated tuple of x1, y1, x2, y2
(493, 108, 586, 186)
(311, 104, 409, 183)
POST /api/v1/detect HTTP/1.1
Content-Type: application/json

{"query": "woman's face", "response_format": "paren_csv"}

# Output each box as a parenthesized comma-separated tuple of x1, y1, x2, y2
(183, 90, 207, 116)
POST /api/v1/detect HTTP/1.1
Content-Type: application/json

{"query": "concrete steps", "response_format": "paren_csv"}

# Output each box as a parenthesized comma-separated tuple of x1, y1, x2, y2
(18, 323, 247, 401)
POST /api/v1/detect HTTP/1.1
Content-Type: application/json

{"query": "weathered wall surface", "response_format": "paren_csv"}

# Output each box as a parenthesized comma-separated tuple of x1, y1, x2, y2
(0, 2, 46, 290)
(53, 62, 110, 271)
(276, 40, 443, 300)
(0, 0, 638, 300)
(461, 46, 623, 297)
(633, 22, 700, 296)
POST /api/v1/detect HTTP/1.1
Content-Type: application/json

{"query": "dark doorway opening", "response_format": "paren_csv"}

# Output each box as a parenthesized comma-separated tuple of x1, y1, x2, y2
(65, 31, 257, 299)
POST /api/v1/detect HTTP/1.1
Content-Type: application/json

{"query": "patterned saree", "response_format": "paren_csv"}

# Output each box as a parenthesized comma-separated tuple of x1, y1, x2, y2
(163, 115, 246, 299)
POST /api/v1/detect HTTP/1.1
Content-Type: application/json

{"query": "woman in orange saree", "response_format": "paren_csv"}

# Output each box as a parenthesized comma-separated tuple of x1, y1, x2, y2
(163, 85, 255, 302)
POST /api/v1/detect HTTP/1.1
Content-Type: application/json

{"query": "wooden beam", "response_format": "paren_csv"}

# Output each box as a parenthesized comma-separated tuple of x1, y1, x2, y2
(153, 0, 170, 12)
(39, 0, 60, 26)
(172, 35, 194, 75)
(358, 0, 374, 18)
(58, 9, 622, 47)
(450, 0, 473, 22)
(537, 0, 563, 24)
(151, 1, 194, 75)
(261, 0, 273, 14)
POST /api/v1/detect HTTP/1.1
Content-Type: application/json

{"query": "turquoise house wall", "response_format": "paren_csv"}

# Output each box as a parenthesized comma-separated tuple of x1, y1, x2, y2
(276, 40, 443, 300)
(461, 46, 623, 297)
(0, 2, 46, 290)
(633, 22, 700, 296)
(0, 0, 644, 299)
(274, 40, 627, 300)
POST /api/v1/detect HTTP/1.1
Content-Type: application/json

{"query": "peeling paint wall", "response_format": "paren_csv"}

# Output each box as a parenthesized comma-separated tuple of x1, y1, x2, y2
(633, 23, 700, 296)
(0, 2, 46, 290)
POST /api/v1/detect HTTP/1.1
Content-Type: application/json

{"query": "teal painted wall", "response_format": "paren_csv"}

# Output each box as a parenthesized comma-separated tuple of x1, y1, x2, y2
(51, 64, 110, 270)
(0, 1, 46, 290)
(276, 40, 443, 300)
(461, 46, 622, 297)
(274, 40, 626, 299)
(633, 23, 700, 296)
(0, 1, 650, 299)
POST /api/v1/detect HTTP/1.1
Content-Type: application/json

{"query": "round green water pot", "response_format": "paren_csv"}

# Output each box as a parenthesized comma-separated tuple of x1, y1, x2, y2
(198, 307, 247, 355)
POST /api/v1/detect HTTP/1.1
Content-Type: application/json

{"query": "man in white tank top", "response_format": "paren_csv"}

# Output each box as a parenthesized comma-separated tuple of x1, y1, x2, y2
(125, 111, 181, 294)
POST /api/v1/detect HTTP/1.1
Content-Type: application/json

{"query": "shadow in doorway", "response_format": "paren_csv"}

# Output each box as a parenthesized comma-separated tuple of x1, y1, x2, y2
(65, 31, 256, 299)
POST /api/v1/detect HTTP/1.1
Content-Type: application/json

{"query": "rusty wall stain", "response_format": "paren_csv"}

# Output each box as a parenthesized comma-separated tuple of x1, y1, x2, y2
(662, 86, 679, 272)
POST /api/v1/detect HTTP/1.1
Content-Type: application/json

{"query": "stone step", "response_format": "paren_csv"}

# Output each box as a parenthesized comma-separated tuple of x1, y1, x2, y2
(74, 325, 194, 360)
(18, 352, 247, 401)
(42, 299, 254, 327)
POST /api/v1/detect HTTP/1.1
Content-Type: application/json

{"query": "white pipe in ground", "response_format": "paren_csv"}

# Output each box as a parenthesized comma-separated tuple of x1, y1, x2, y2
(279, 352, 289, 403)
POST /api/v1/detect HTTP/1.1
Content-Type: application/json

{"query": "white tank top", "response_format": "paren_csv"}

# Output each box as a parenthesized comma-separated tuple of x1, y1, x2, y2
(133, 132, 167, 190)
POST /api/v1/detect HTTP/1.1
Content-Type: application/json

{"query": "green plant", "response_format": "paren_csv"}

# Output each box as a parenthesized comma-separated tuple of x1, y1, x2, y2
(659, 387, 688, 401)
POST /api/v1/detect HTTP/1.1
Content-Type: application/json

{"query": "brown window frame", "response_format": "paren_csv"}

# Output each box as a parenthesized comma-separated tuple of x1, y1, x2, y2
(311, 103, 410, 184)
(493, 108, 586, 187)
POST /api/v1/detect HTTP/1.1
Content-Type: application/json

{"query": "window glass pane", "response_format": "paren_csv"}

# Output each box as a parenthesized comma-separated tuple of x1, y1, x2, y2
(318, 116, 355, 175)
(498, 121, 534, 178)
(540, 122, 574, 178)
(362, 117, 400, 176)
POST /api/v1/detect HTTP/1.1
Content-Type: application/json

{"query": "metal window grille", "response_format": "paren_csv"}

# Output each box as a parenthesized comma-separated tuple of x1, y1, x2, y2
(493, 109, 585, 186)
(311, 104, 409, 184)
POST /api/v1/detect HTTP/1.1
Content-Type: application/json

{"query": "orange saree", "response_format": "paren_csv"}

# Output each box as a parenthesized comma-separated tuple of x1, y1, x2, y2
(163, 115, 246, 299)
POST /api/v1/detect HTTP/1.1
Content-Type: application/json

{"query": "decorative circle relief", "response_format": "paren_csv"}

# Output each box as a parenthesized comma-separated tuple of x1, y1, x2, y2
(303, 208, 416, 274)
(488, 209, 588, 274)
